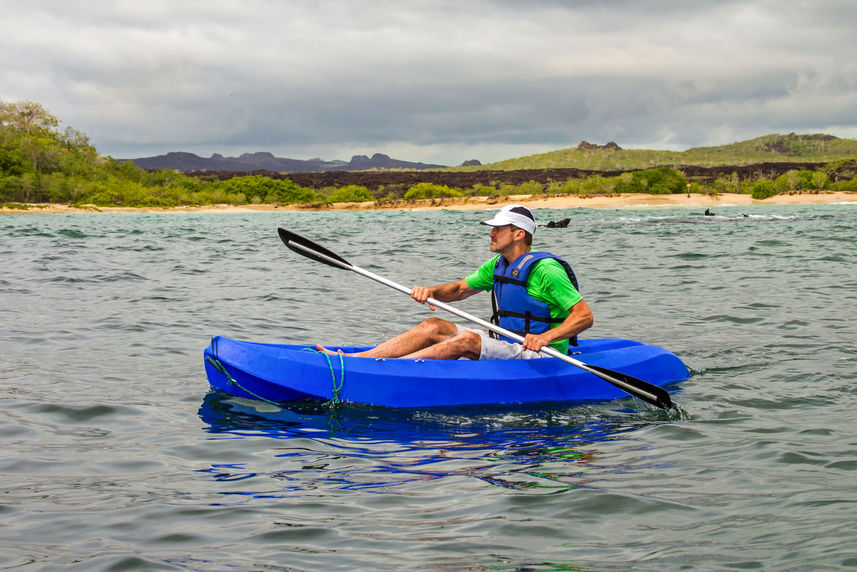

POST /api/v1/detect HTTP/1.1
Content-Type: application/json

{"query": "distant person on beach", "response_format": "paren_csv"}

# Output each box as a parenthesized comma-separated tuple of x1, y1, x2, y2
(318, 204, 593, 360)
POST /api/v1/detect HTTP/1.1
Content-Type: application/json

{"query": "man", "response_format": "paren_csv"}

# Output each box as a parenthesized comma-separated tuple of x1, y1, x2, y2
(318, 204, 593, 360)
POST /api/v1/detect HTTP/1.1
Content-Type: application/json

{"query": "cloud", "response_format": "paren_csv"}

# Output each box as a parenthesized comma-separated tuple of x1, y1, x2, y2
(2, 0, 856, 165)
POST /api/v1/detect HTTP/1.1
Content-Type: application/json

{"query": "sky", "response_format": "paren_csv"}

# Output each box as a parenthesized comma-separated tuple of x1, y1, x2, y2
(2, 0, 856, 166)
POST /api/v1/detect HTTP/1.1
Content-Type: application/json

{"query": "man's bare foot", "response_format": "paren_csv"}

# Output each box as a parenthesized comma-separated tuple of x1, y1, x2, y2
(316, 344, 349, 356)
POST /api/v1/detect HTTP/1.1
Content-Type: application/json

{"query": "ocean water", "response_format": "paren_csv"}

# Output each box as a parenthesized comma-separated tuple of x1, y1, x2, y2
(1, 203, 856, 570)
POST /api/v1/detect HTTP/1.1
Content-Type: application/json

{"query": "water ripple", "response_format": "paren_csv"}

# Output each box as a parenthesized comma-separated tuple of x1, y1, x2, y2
(1, 205, 855, 570)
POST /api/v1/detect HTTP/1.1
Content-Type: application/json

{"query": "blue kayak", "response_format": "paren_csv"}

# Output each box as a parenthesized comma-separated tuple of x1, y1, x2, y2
(204, 335, 690, 408)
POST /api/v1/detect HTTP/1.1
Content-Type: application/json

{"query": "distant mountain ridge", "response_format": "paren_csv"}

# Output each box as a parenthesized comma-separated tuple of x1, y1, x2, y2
(126, 151, 447, 173)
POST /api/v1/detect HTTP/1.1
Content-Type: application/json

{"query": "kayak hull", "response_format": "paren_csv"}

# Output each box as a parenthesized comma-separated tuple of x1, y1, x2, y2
(204, 335, 690, 408)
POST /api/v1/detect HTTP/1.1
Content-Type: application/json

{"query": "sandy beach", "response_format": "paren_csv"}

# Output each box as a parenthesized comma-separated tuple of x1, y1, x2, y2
(3, 191, 855, 215)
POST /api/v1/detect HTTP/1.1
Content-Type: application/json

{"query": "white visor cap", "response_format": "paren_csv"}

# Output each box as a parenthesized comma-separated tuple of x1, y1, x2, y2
(480, 204, 536, 235)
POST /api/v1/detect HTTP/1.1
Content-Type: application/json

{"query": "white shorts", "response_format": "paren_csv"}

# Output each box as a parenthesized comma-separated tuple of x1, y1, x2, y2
(456, 325, 547, 360)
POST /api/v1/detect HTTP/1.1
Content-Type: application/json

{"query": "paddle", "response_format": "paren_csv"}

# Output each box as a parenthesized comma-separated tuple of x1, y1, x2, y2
(278, 228, 673, 409)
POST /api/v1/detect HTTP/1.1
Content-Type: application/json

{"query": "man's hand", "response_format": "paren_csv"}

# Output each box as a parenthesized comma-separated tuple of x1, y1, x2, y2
(410, 286, 436, 311)
(522, 332, 552, 353)
(520, 300, 594, 353)
(410, 279, 479, 312)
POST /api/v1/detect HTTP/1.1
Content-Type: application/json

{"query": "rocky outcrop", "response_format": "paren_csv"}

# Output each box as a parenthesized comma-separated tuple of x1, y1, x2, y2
(577, 141, 622, 151)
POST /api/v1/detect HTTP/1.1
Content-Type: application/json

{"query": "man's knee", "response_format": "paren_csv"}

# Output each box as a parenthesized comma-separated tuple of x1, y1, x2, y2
(450, 329, 482, 357)
(419, 317, 457, 340)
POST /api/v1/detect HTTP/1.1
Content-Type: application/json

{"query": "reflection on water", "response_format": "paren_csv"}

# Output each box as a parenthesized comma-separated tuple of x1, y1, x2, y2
(197, 392, 683, 496)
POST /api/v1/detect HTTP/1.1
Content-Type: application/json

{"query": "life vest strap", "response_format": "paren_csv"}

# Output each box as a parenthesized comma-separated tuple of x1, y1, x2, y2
(492, 275, 527, 287)
(494, 309, 562, 324)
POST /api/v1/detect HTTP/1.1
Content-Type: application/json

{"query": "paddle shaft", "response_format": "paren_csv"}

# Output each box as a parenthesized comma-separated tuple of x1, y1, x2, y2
(287, 240, 666, 405)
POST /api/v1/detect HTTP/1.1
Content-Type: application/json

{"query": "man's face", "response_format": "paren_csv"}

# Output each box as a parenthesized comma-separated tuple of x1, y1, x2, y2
(489, 224, 520, 252)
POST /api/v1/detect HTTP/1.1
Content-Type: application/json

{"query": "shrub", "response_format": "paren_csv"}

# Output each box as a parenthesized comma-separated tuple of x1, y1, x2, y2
(0, 175, 25, 202)
(0, 146, 29, 176)
(831, 176, 857, 191)
(712, 176, 738, 194)
(751, 179, 778, 199)
(545, 179, 579, 194)
(326, 185, 374, 203)
(810, 171, 827, 189)
(518, 180, 544, 195)
(404, 182, 464, 199)
(581, 175, 615, 194)
(215, 175, 317, 204)
(613, 167, 688, 194)
(470, 183, 498, 196)
(773, 169, 817, 193)
(496, 183, 521, 196)
(823, 159, 857, 181)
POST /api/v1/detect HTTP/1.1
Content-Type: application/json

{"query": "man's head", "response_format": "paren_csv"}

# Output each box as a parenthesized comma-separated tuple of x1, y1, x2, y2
(481, 204, 536, 234)
(481, 204, 535, 248)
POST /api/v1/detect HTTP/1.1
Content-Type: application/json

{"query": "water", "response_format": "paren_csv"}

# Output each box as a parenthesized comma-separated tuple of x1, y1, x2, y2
(2, 203, 856, 570)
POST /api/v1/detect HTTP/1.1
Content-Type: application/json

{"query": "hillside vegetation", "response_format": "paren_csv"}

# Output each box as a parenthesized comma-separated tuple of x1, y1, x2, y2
(0, 101, 316, 207)
(2, 100, 856, 208)
(460, 134, 857, 171)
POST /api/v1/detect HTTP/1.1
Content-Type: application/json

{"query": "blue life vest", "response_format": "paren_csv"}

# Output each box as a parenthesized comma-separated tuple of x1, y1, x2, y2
(490, 252, 580, 348)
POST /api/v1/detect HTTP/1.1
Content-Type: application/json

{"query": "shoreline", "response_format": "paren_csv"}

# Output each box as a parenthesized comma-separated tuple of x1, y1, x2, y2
(3, 191, 855, 214)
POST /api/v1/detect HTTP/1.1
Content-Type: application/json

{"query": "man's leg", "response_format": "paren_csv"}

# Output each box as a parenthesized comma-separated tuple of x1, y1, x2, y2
(317, 316, 459, 358)
(403, 329, 482, 360)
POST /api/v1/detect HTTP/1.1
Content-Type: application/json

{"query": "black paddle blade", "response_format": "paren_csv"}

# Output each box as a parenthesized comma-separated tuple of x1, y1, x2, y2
(586, 364, 674, 409)
(278, 228, 352, 269)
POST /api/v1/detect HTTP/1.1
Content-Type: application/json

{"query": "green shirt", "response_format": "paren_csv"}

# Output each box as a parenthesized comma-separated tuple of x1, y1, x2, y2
(464, 254, 583, 353)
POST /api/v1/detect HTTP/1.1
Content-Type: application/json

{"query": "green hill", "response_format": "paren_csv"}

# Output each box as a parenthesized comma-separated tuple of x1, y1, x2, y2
(456, 133, 857, 171)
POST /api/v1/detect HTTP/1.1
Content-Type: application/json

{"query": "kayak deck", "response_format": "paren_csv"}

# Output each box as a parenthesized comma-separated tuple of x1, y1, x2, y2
(204, 336, 690, 408)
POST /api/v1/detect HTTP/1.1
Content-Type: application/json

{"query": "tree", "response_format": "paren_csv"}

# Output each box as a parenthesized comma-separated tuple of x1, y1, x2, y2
(0, 101, 90, 176)
(0, 101, 59, 135)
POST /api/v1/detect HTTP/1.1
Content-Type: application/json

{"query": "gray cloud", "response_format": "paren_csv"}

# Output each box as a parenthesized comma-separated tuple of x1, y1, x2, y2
(2, 0, 855, 165)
